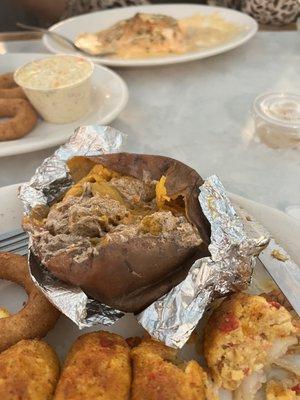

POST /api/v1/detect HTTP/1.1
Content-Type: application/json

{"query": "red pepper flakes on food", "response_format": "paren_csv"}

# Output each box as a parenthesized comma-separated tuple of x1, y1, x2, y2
(291, 384, 300, 394)
(147, 370, 166, 383)
(148, 372, 157, 381)
(217, 313, 239, 333)
(243, 368, 250, 376)
(268, 301, 281, 309)
(99, 336, 114, 348)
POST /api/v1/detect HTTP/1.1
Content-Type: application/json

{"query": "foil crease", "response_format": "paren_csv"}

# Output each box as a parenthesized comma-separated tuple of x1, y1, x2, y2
(19, 125, 269, 343)
(20, 125, 125, 327)
(137, 175, 270, 348)
(19, 125, 124, 213)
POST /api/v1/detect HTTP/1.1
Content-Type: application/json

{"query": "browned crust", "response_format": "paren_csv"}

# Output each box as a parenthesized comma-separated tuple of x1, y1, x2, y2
(0, 73, 26, 99)
(131, 338, 207, 400)
(0, 98, 38, 141)
(54, 331, 131, 400)
(0, 339, 60, 400)
(0, 253, 60, 352)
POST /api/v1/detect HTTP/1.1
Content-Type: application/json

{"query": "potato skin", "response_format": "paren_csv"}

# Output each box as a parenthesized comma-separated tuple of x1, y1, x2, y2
(0, 339, 59, 400)
(30, 153, 210, 312)
(46, 232, 203, 312)
(54, 331, 131, 400)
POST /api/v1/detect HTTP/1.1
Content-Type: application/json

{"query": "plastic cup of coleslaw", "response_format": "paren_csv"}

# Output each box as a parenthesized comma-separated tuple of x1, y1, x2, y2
(14, 54, 94, 124)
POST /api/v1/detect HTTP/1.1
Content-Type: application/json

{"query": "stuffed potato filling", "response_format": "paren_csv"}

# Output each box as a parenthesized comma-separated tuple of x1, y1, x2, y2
(24, 154, 207, 312)
(31, 163, 202, 266)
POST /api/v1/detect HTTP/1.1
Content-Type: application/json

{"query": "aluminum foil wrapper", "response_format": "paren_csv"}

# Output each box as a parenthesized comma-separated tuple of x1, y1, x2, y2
(137, 175, 270, 348)
(19, 125, 270, 341)
(19, 125, 125, 328)
(20, 125, 124, 214)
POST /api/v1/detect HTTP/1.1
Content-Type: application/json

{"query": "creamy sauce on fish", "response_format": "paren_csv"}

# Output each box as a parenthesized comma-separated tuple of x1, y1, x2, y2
(179, 14, 242, 50)
(75, 12, 243, 59)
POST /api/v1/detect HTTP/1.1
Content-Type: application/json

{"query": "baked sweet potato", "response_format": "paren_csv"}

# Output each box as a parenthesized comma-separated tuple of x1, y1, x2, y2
(27, 153, 210, 312)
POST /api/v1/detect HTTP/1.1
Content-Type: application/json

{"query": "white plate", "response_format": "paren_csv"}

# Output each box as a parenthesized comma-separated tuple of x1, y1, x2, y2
(44, 4, 258, 67)
(0, 183, 299, 361)
(0, 53, 128, 157)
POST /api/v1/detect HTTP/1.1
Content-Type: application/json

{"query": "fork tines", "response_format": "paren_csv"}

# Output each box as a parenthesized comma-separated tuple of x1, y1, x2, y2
(0, 228, 29, 256)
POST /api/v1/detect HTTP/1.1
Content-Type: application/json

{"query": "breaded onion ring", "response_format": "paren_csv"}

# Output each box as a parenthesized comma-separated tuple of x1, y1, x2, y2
(0, 73, 26, 99)
(0, 98, 38, 141)
(0, 253, 60, 352)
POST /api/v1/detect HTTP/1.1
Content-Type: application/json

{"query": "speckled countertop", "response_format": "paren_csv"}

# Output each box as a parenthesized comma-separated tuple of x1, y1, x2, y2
(0, 32, 299, 215)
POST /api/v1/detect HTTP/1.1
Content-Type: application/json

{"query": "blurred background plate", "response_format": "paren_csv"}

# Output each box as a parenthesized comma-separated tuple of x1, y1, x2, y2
(0, 53, 128, 157)
(44, 4, 258, 67)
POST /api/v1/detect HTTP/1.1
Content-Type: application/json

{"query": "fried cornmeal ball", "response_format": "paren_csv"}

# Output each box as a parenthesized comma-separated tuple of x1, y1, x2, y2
(204, 293, 296, 390)
(54, 331, 131, 400)
(0, 339, 59, 400)
(266, 380, 299, 400)
(263, 289, 300, 338)
(131, 338, 217, 400)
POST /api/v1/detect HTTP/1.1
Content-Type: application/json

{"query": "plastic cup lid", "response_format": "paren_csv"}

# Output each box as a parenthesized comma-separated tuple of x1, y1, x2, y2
(253, 93, 300, 130)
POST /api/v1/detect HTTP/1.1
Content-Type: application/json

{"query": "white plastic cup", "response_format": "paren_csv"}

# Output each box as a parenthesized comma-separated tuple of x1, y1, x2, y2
(14, 55, 94, 124)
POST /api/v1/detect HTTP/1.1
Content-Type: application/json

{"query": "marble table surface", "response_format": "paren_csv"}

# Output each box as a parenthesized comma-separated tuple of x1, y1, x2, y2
(0, 32, 299, 217)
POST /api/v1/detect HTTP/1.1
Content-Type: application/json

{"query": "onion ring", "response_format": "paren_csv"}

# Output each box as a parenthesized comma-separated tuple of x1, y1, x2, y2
(0, 252, 60, 352)
(0, 98, 38, 141)
(0, 73, 26, 99)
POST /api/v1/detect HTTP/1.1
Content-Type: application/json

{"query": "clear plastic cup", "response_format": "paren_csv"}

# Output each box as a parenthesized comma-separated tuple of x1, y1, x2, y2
(252, 93, 300, 149)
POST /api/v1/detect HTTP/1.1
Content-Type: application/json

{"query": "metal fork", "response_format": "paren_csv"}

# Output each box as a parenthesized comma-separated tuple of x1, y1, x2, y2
(16, 23, 115, 58)
(0, 228, 28, 256)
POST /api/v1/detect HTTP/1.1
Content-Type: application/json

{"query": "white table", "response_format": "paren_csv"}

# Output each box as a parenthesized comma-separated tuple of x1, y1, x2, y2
(0, 33, 299, 216)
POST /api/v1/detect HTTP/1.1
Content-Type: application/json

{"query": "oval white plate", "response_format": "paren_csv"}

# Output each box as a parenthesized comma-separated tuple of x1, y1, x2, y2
(0, 53, 128, 157)
(44, 4, 258, 67)
(0, 183, 299, 362)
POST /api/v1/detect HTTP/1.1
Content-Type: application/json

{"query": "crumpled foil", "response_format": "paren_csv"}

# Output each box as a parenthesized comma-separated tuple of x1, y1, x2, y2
(19, 125, 270, 343)
(19, 125, 125, 328)
(20, 125, 124, 214)
(137, 175, 270, 348)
